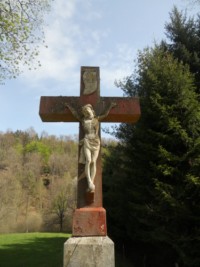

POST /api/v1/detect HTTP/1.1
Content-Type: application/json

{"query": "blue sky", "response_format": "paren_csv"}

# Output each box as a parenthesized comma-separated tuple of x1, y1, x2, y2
(0, 0, 197, 138)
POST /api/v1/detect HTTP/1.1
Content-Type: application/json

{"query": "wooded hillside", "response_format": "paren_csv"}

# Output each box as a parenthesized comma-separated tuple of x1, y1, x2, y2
(0, 128, 78, 233)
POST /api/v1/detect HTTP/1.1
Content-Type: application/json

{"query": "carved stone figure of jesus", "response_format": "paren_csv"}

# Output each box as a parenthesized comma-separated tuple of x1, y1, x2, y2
(65, 102, 116, 193)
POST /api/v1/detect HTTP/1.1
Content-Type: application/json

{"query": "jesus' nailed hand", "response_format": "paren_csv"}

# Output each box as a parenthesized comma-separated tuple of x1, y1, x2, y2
(65, 102, 116, 193)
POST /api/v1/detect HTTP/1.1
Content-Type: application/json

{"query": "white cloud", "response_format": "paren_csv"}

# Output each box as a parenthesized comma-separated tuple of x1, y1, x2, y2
(21, 0, 136, 98)
(76, 0, 102, 21)
(53, 0, 77, 19)
(96, 44, 137, 96)
(32, 21, 79, 80)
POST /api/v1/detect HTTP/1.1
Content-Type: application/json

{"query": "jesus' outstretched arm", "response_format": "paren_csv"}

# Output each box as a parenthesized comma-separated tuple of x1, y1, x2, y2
(98, 102, 117, 121)
(65, 103, 82, 122)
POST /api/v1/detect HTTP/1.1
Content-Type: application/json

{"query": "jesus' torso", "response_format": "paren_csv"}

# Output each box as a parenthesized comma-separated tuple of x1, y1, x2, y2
(82, 117, 99, 139)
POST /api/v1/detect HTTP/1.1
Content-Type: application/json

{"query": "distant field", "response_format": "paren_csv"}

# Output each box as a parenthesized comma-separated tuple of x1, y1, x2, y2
(0, 232, 70, 267)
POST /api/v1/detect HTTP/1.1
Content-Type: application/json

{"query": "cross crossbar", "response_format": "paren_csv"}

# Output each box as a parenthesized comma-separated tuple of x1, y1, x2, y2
(39, 96, 140, 123)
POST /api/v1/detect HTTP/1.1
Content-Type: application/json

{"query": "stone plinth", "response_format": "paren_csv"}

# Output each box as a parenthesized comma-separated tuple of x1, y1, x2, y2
(72, 207, 107, 236)
(63, 236, 115, 267)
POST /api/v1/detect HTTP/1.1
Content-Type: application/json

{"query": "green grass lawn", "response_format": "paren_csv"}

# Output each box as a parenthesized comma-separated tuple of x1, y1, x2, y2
(0, 232, 133, 267)
(0, 232, 70, 267)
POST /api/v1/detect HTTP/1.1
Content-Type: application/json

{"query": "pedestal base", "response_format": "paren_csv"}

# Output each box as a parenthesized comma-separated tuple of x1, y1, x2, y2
(72, 207, 107, 236)
(63, 236, 115, 267)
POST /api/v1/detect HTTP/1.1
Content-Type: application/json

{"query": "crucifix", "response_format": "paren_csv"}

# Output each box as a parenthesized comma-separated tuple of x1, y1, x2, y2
(39, 66, 140, 236)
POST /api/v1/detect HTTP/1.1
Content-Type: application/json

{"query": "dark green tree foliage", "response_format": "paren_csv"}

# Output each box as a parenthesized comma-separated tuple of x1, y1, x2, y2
(163, 7, 200, 93)
(103, 143, 130, 241)
(103, 47, 200, 267)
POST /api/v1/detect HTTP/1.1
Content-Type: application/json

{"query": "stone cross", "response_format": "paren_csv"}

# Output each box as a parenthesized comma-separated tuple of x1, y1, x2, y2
(39, 66, 140, 236)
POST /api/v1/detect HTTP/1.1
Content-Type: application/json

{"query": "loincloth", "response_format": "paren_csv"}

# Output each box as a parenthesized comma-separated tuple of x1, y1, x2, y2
(79, 137, 100, 164)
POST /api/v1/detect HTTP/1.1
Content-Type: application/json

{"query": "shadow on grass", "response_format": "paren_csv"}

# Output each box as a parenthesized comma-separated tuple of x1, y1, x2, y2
(0, 235, 69, 267)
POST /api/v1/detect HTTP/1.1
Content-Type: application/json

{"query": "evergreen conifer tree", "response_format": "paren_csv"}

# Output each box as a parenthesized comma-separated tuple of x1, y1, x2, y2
(163, 7, 200, 93)
(103, 47, 200, 267)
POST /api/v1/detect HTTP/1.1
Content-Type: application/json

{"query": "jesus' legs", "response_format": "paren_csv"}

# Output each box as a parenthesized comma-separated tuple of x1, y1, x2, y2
(90, 149, 99, 183)
(84, 147, 95, 192)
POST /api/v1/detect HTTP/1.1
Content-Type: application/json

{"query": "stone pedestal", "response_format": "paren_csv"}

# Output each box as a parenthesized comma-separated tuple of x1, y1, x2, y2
(63, 236, 115, 267)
